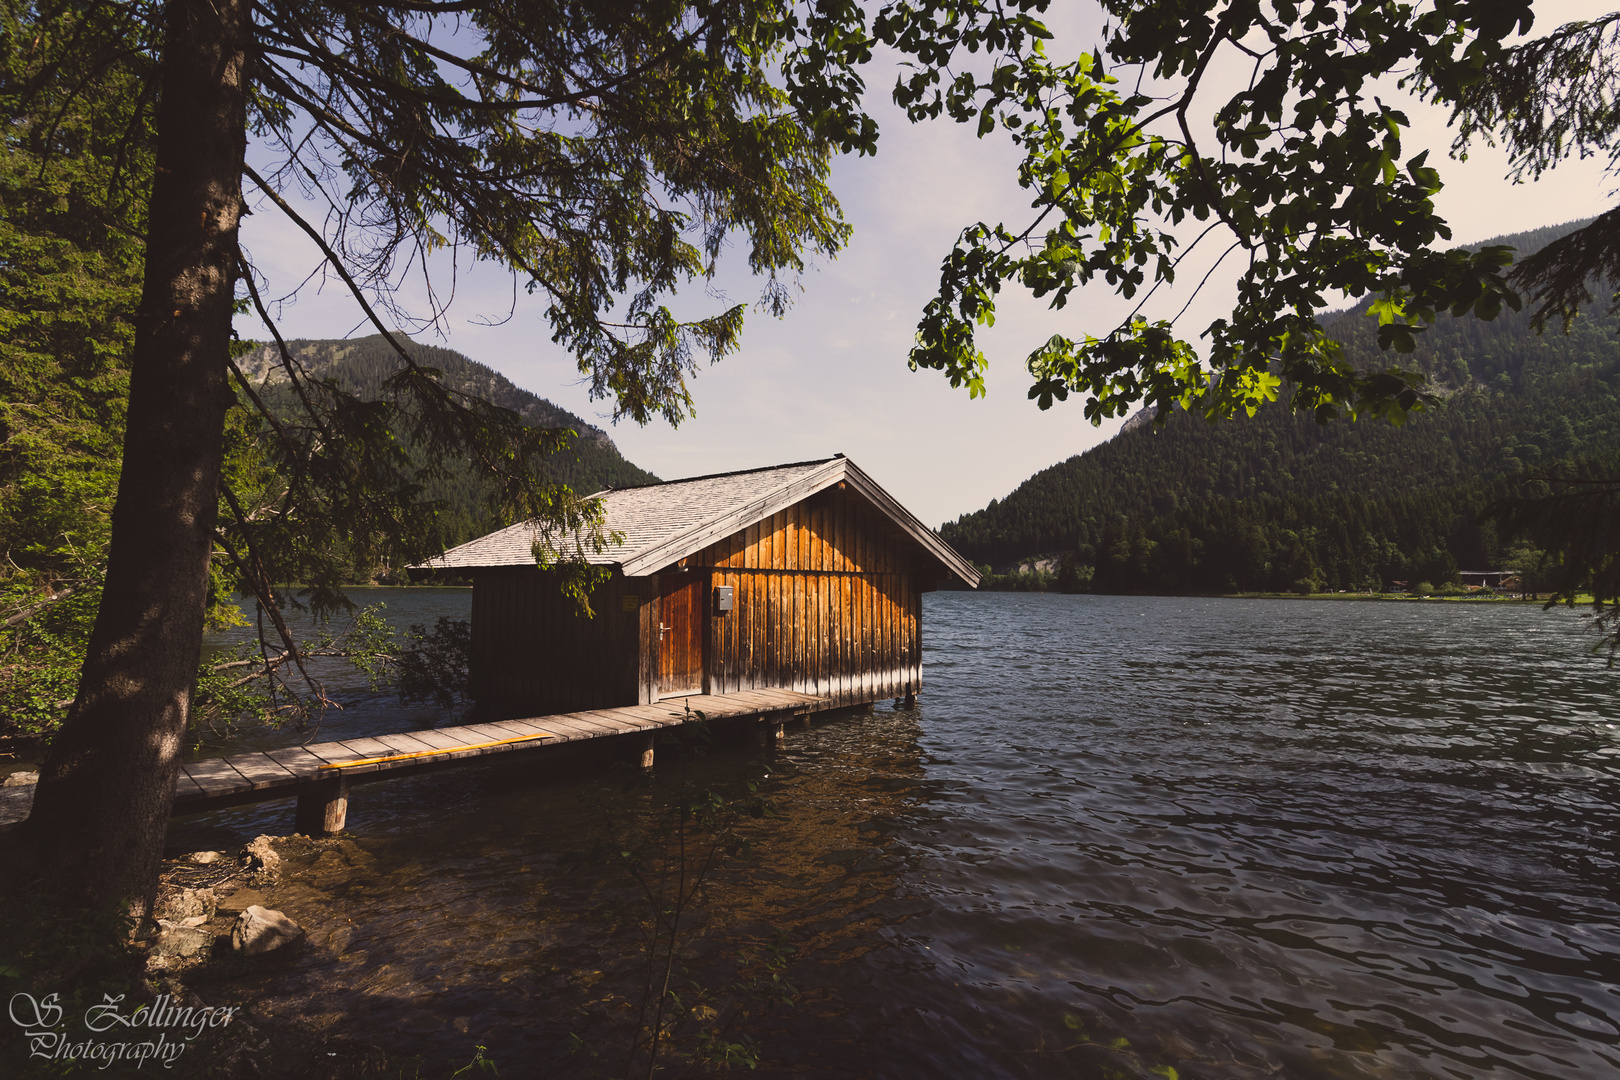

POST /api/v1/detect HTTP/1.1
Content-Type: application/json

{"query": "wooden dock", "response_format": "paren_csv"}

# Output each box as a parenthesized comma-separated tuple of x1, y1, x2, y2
(1, 689, 828, 834)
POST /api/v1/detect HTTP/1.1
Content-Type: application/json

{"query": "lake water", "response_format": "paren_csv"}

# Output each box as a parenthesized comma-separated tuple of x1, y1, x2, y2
(176, 591, 1620, 1078)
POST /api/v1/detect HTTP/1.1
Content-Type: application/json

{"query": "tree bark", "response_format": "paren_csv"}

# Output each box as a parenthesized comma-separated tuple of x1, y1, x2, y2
(25, 0, 250, 917)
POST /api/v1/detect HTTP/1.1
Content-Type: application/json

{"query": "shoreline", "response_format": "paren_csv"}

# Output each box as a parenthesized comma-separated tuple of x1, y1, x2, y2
(963, 588, 1582, 604)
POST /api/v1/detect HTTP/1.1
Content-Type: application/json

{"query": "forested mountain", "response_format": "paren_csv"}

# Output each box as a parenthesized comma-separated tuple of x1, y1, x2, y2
(240, 336, 659, 552)
(941, 220, 1620, 593)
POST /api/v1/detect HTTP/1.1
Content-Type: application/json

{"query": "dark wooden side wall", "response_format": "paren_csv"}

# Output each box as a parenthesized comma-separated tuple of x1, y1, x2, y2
(692, 486, 923, 707)
(471, 567, 652, 718)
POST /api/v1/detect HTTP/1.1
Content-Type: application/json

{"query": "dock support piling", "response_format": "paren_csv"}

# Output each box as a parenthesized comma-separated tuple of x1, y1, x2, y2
(639, 733, 655, 771)
(295, 773, 349, 835)
(754, 718, 784, 750)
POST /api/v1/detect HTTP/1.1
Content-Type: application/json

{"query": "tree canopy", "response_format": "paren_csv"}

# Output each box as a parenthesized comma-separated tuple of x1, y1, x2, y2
(1441, 10, 1620, 329)
(0, 1, 153, 744)
(902, 0, 1553, 427)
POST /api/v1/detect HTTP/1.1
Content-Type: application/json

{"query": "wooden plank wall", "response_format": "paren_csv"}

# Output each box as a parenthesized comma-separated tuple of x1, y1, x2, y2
(693, 486, 922, 707)
(471, 568, 652, 718)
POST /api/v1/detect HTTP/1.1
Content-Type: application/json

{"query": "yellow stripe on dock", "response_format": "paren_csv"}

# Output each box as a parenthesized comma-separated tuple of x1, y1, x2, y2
(318, 731, 556, 770)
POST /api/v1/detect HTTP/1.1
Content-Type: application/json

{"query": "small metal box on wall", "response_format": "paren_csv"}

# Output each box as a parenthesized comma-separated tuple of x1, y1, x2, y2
(713, 585, 734, 613)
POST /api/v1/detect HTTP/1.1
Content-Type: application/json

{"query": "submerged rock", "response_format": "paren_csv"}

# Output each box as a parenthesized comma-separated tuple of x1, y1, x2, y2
(153, 886, 217, 923)
(232, 905, 304, 955)
(216, 887, 267, 915)
(241, 835, 281, 877)
(325, 926, 354, 956)
(153, 922, 215, 959)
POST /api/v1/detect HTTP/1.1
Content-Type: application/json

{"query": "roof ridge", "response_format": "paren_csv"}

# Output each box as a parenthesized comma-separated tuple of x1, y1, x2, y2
(601, 455, 840, 492)
(412, 454, 978, 588)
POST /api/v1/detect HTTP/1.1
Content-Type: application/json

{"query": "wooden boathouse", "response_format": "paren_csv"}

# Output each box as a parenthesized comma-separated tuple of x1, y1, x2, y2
(0, 458, 980, 837)
(416, 455, 980, 719)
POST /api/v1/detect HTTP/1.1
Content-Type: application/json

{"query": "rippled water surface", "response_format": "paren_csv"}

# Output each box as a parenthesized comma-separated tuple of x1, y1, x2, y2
(177, 592, 1620, 1078)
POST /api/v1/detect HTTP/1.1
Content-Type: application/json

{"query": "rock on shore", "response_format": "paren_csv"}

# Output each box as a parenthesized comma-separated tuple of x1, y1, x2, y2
(232, 905, 305, 955)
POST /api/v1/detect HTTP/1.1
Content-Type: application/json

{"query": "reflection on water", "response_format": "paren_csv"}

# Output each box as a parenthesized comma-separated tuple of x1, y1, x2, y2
(175, 593, 1620, 1078)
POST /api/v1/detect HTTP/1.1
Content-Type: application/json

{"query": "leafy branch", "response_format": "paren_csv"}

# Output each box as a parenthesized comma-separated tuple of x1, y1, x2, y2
(897, 0, 1533, 427)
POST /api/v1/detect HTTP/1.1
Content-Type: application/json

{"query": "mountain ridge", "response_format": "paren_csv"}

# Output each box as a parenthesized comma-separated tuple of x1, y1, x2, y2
(240, 335, 659, 559)
(942, 219, 1620, 592)
(240, 334, 659, 496)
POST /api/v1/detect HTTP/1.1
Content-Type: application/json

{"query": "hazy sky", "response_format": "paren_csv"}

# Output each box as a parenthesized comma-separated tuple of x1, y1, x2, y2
(236, 1, 1619, 529)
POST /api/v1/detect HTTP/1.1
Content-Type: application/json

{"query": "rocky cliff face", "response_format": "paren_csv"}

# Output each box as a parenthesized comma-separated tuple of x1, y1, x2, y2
(1119, 406, 1156, 435)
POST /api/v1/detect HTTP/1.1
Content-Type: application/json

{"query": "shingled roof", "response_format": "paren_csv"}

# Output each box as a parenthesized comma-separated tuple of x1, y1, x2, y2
(415, 455, 980, 585)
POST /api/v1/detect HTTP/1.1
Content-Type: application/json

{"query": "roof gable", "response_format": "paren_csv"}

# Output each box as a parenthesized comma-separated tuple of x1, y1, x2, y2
(418, 456, 980, 586)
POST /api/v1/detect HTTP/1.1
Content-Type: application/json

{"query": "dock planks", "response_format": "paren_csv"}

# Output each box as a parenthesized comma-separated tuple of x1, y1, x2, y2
(171, 688, 824, 815)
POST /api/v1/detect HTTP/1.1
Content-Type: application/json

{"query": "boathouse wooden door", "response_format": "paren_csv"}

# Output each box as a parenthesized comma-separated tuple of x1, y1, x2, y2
(657, 571, 704, 696)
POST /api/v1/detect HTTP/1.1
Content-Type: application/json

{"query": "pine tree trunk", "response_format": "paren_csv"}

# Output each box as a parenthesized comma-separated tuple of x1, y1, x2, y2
(26, 0, 250, 916)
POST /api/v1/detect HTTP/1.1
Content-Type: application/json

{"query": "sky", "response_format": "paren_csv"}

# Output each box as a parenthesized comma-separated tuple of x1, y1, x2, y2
(235, 1, 1620, 530)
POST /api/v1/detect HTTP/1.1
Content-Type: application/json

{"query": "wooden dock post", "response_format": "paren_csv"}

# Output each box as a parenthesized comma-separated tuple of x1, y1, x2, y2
(639, 733, 656, 770)
(295, 773, 349, 835)
(754, 718, 785, 749)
